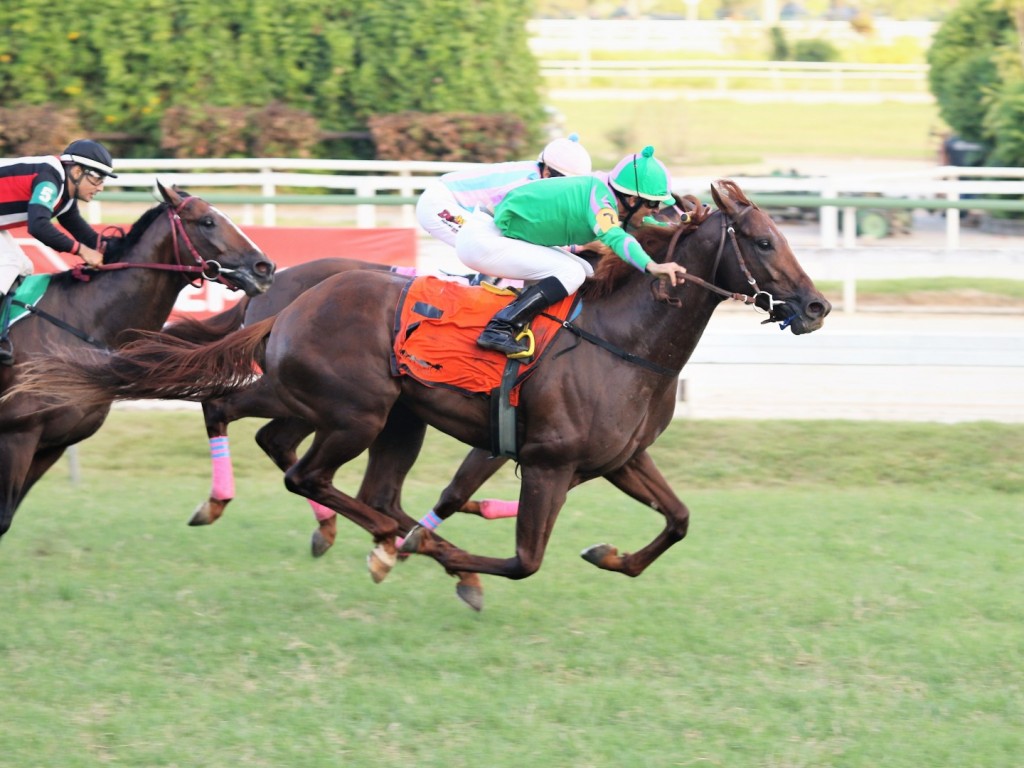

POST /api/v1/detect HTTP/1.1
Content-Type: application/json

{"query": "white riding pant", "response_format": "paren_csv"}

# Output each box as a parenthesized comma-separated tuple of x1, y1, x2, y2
(415, 181, 472, 248)
(0, 230, 35, 295)
(455, 210, 594, 295)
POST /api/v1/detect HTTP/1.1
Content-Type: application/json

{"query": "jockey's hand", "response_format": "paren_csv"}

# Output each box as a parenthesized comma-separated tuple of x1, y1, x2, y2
(78, 245, 104, 268)
(645, 261, 687, 286)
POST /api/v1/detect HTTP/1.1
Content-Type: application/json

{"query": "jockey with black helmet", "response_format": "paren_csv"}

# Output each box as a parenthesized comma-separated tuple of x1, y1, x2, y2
(0, 138, 117, 365)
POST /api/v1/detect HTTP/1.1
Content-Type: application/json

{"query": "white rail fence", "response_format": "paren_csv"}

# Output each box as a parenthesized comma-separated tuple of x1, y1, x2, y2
(94, 158, 1024, 252)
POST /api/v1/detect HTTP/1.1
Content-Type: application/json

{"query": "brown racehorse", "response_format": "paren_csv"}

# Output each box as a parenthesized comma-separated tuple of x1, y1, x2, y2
(7, 181, 830, 610)
(0, 182, 275, 541)
(162, 257, 516, 557)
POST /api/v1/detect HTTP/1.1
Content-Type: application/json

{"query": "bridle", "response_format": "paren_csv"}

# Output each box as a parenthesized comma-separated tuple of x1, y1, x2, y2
(662, 208, 797, 328)
(71, 196, 235, 287)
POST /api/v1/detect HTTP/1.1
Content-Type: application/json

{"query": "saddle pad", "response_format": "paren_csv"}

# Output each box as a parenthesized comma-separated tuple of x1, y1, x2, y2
(7, 274, 52, 327)
(391, 275, 578, 404)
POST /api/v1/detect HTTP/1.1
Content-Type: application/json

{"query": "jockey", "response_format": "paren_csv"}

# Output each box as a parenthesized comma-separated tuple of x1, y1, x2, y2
(455, 145, 688, 356)
(0, 139, 117, 365)
(415, 134, 593, 247)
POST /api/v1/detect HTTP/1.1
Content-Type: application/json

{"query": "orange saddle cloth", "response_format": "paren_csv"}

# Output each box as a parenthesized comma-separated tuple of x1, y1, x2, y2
(391, 276, 579, 404)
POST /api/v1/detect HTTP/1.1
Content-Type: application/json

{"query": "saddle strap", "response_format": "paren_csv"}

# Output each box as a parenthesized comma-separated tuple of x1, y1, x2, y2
(489, 357, 523, 460)
(11, 301, 106, 348)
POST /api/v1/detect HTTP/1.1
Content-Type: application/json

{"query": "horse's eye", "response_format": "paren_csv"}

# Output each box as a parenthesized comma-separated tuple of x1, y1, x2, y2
(200, 216, 215, 228)
(755, 238, 772, 250)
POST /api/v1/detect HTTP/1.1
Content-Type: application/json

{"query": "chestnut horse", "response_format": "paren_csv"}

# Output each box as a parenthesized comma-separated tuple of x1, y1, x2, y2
(7, 181, 830, 610)
(163, 257, 516, 557)
(0, 182, 275, 540)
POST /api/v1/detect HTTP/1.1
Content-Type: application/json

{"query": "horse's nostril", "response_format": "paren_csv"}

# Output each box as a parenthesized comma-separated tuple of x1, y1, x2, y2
(808, 300, 831, 318)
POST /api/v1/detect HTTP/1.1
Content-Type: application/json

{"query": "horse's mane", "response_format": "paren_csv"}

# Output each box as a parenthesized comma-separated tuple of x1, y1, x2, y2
(578, 194, 713, 300)
(99, 202, 173, 263)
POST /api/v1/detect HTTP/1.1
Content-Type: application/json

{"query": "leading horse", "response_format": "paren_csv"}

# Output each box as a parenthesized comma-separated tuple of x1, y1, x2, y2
(8, 181, 829, 608)
(0, 181, 275, 540)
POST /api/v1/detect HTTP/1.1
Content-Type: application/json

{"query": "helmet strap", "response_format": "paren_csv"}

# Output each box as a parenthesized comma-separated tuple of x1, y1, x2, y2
(615, 189, 643, 230)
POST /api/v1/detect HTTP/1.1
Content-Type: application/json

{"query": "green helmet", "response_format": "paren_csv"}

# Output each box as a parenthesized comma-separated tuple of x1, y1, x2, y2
(608, 145, 674, 205)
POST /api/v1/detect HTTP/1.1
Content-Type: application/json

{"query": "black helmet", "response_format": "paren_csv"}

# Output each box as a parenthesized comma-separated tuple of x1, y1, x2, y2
(60, 139, 117, 178)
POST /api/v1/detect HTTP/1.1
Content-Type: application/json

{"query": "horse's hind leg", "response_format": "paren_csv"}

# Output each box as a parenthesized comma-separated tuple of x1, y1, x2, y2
(283, 426, 404, 583)
(580, 449, 690, 577)
(0, 432, 49, 539)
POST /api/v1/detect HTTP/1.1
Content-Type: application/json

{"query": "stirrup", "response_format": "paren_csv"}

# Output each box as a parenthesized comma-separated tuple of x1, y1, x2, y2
(506, 327, 535, 359)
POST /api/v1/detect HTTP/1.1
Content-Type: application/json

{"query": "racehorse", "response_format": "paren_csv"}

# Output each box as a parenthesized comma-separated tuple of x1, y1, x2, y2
(0, 182, 275, 541)
(162, 257, 517, 557)
(7, 181, 830, 610)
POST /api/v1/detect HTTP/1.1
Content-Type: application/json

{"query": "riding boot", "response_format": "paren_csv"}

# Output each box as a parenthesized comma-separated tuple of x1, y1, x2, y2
(0, 285, 17, 367)
(477, 276, 568, 356)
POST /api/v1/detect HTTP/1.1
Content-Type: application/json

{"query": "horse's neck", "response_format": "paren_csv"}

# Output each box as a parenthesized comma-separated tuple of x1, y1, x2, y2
(50, 226, 189, 340)
(584, 241, 724, 376)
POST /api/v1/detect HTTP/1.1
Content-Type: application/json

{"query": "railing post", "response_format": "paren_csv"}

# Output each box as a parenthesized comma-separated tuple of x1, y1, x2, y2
(945, 179, 961, 251)
(842, 206, 858, 248)
(261, 167, 276, 227)
(820, 184, 838, 249)
(356, 183, 375, 228)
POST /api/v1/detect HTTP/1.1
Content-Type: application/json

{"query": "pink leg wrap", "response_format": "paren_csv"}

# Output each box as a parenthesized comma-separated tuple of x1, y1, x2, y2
(209, 436, 235, 500)
(479, 499, 519, 519)
(309, 501, 335, 522)
(391, 266, 418, 277)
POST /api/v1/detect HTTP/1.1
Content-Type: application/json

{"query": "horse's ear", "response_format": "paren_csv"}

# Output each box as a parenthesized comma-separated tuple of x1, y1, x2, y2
(154, 178, 183, 207)
(711, 179, 746, 218)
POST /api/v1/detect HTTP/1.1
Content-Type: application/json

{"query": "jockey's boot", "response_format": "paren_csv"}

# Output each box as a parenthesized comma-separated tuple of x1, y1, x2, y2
(0, 288, 15, 366)
(477, 276, 568, 356)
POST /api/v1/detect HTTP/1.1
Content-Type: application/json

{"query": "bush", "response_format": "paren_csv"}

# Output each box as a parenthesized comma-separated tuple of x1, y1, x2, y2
(368, 113, 530, 162)
(792, 39, 840, 62)
(0, 105, 83, 156)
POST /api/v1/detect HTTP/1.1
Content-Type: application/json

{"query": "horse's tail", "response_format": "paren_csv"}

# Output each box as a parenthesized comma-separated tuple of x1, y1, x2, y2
(159, 297, 251, 344)
(5, 316, 276, 408)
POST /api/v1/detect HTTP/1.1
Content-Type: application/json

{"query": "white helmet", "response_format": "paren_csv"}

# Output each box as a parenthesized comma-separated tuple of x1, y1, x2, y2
(538, 133, 592, 177)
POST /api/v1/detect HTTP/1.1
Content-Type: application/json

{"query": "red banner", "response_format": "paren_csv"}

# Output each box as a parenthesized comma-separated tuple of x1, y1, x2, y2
(14, 225, 417, 319)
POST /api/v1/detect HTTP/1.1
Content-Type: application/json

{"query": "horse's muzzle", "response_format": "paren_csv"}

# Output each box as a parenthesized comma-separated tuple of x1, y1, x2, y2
(225, 253, 276, 296)
(780, 294, 831, 335)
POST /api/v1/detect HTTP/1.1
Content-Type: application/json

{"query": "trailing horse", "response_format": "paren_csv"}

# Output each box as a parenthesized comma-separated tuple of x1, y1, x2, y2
(7, 181, 829, 610)
(0, 182, 275, 540)
(162, 257, 517, 558)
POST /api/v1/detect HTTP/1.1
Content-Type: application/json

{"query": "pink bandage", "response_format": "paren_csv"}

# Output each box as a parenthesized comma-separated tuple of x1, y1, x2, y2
(309, 500, 335, 522)
(479, 499, 518, 519)
(209, 436, 235, 500)
(391, 266, 418, 277)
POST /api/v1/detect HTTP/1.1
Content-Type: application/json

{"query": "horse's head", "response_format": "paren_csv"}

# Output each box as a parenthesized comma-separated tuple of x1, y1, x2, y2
(706, 179, 830, 335)
(154, 180, 276, 297)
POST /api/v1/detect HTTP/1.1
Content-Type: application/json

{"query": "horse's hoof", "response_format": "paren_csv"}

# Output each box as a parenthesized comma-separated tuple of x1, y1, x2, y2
(580, 543, 616, 567)
(367, 544, 397, 584)
(399, 525, 425, 554)
(455, 574, 484, 612)
(310, 529, 334, 558)
(188, 498, 227, 526)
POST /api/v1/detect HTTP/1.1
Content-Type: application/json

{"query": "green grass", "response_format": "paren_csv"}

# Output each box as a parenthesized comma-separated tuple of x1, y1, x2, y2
(814, 276, 1024, 304)
(547, 98, 942, 169)
(2, 413, 1022, 767)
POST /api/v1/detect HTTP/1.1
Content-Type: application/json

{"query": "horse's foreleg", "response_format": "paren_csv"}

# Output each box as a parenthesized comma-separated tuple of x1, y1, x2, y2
(581, 450, 690, 577)
(430, 448, 518, 523)
(0, 433, 50, 538)
(252, 417, 340, 555)
(190, 382, 299, 527)
(402, 464, 572, 584)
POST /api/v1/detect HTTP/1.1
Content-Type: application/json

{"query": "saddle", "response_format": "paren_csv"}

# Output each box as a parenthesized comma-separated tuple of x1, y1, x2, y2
(391, 275, 579, 404)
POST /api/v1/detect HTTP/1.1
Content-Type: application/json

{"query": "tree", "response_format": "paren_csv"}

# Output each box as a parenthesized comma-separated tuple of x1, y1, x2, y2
(926, 0, 1021, 164)
(0, 0, 543, 158)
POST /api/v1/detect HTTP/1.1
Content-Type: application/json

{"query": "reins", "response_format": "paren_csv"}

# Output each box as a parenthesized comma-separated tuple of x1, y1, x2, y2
(70, 197, 229, 286)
